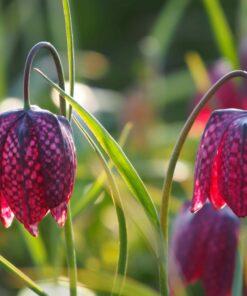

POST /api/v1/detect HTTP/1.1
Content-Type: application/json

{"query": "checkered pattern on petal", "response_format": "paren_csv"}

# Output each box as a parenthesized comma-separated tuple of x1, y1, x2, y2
(2, 115, 48, 236)
(28, 110, 72, 208)
(213, 117, 247, 216)
(170, 203, 239, 296)
(0, 106, 76, 236)
(170, 203, 212, 284)
(191, 109, 247, 212)
(202, 208, 239, 296)
(49, 116, 76, 225)
(28, 109, 76, 228)
(0, 110, 24, 228)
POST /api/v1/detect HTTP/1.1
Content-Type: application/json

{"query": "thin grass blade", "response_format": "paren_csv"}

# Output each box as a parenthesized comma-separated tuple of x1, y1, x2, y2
(0, 255, 47, 296)
(150, 0, 190, 63)
(76, 270, 159, 296)
(71, 122, 132, 219)
(73, 116, 127, 294)
(35, 68, 159, 228)
(203, 0, 239, 68)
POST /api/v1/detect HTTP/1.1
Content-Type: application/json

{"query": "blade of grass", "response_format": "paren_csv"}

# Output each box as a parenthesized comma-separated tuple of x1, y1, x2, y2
(61, 0, 74, 118)
(36, 69, 169, 295)
(0, 5, 6, 98)
(185, 51, 211, 93)
(60, 1, 77, 295)
(73, 116, 127, 294)
(71, 122, 133, 219)
(35, 68, 159, 228)
(0, 255, 47, 296)
(76, 270, 159, 296)
(203, 0, 239, 68)
(150, 0, 190, 63)
(238, 0, 247, 39)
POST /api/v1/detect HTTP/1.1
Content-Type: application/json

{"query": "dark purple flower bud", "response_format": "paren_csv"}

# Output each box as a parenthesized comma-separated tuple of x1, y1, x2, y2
(0, 106, 76, 236)
(191, 108, 247, 217)
(170, 202, 239, 296)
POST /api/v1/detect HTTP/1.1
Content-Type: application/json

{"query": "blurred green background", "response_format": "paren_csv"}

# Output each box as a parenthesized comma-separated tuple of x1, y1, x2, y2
(0, 0, 246, 295)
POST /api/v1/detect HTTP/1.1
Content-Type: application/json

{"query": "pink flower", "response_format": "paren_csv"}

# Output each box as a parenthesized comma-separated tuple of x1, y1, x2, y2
(191, 108, 247, 216)
(170, 202, 239, 296)
(0, 106, 76, 236)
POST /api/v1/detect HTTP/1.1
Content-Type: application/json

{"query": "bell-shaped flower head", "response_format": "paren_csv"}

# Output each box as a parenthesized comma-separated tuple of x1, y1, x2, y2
(191, 108, 247, 217)
(0, 106, 76, 236)
(170, 202, 239, 296)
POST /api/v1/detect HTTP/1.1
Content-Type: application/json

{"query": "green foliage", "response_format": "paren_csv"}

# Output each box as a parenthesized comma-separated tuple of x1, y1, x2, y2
(203, 0, 239, 68)
(37, 69, 159, 229)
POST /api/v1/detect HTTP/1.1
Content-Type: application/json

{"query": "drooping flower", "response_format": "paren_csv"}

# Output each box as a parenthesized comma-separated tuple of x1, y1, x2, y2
(0, 106, 76, 236)
(191, 108, 247, 216)
(170, 202, 239, 296)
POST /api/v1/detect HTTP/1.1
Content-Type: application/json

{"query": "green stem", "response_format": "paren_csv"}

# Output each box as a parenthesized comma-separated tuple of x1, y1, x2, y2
(157, 227, 168, 296)
(23, 42, 66, 114)
(73, 116, 128, 295)
(160, 70, 247, 290)
(61, 1, 77, 295)
(64, 206, 77, 296)
(61, 0, 75, 119)
(0, 255, 47, 296)
(24, 40, 77, 294)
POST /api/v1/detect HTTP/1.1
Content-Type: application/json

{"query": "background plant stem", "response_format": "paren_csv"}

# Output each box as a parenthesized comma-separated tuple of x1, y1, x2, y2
(61, 0, 77, 295)
(61, 0, 75, 119)
(64, 207, 77, 296)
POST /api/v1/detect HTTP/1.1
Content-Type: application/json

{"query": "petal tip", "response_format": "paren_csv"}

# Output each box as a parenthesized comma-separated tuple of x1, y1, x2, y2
(51, 202, 68, 227)
(25, 223, 39, 237)
(191, 201, 204, 213)
(0, 210, 14, 228)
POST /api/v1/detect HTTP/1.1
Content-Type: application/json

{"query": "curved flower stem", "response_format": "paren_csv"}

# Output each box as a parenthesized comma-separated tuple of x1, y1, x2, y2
(0, 255, 47, 296)
(23, 41, 66, 115)
(24, 41, 77, 295)
(160, 70, 247, 286)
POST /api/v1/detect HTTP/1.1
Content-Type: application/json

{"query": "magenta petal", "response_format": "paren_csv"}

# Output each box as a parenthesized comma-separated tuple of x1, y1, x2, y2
(209, 147, 226, 209)
(51, 202, 68, 227)
(191, 109, 247, 212)
(2, 116, 48, 234)
(170, 202, 239, 295)
(29, 110, 76, 210)
(24, 222, 39, 237)
(170, 203, 211, 283)
(0, 111, 23, 228)
(202, 209, 239, 296)
(0, 194, 14, 228)
(215, 117, 247, 216)
(57, 116, 77, 203)
(0, 106, 76, 235)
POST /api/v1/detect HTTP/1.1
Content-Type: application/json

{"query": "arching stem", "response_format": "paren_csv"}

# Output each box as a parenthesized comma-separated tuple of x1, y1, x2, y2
(160, 70, 247, 275)
(24, 41, 77, 295)
(23, 41, 66, 115)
